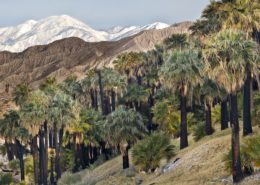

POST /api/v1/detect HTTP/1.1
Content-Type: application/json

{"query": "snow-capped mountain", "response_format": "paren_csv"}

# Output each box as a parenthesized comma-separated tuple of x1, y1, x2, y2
(0, 15, 170, 52)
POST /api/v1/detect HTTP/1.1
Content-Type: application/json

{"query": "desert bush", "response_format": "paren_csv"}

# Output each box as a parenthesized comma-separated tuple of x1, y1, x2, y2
(192, 122, 206, 141)
(9, 159, 20, 172)
(132, 132, 175, 172)
(60, 148, 74, 172)
(252, 93, 260, 126)
(0, 172, 14, 185)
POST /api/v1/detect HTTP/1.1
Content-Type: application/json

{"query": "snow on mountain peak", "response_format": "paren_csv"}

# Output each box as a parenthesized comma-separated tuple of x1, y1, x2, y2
(0, 15, 170, 52)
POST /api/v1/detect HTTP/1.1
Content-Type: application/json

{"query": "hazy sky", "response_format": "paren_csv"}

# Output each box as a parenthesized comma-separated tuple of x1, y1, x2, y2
(0, 0, 210, 29)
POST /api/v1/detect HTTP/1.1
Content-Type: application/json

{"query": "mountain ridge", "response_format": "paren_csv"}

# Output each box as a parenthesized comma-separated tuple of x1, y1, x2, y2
(0, 15, 170, 52)
(0, 21, 192, 92)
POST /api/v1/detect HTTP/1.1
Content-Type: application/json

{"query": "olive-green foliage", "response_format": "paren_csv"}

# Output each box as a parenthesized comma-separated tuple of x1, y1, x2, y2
(192, 122, 206, 141)
(0, 173, 14, 185)
(252, 92, 260, 126)
(60, 148, 74, 172)
(24, 156, 34, 183)
(132, 132, 175, 172)
(211, 105, 221, 124)
(8, 159, 20, 171)
(224, 135, 260, 174)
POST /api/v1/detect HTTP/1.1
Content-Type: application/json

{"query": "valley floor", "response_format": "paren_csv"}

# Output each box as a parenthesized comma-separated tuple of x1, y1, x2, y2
(59, 126, 260, 185)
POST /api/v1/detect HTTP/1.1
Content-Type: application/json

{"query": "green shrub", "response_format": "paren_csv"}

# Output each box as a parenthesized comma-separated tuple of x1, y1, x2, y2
(9, 159, 20, 171)
(132, 132, 175, 172)
(24, 156, 34, 183)
(212, 105, 221, 124)
(192, 122, 206, 141)
(252, 92, 260, 126)
(0, 173, 14, 185)
(223, 135, 260, 175)
(60, 148, 74, 172)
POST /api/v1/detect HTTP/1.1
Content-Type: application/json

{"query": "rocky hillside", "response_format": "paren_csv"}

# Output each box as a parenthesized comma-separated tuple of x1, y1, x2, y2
(0, 22, 192, 92)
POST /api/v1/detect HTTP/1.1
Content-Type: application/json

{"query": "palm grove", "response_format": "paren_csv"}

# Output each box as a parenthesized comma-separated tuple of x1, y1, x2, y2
(0, 0, 259, 184)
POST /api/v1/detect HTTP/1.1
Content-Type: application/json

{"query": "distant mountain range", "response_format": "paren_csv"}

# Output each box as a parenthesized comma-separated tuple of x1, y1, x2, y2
(0, 15, 170, 52)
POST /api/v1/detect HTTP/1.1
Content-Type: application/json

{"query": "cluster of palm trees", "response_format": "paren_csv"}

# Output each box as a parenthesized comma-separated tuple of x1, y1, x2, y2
(0, 0, 259, 184)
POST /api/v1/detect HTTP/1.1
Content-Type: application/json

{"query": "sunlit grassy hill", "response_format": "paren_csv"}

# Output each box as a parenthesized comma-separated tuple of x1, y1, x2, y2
(58, 126, 260, 185)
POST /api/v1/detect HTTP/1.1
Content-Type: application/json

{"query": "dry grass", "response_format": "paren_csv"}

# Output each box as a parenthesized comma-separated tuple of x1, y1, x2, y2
(64, 126, 260, 185)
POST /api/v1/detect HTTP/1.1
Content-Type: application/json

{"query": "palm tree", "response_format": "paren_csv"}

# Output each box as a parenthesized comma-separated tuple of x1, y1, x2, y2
(103, 106, 147, 169)
(203, 29, 257, 182)
(122, 82, 149, 111)
(20, 90, 49, 184)
(159, 50, 203, 149)
(12, 82, 31, 106)
(48, 91, 74, 179)
(200, 79, 220, 135)
(81, 69, 99, 110)
(200, 0, 260, 136)
(60, 75, 83, 100)
(0, 110, 27, 181)
(101, 68, 126, 112)
(114, 52, 145, 84)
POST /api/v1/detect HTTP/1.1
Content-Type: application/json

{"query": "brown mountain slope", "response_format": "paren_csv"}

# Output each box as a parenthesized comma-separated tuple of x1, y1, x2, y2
(0, 22, 192, 91)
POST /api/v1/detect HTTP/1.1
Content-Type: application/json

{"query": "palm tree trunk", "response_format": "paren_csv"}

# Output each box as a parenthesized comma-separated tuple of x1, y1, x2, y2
(81, 144, 89, 169)
(5, 140, 14, 161)
(111, 90, 116, 111)
(94, 90, 98, 110)
(50, 154, 55, 185)
(180, 85, 188, 149)
(43, 121, 48, 185)
(90, 89, 95, 108)
(73, 134, 80, 172)
(39, 127, 44, 185)
(221, 99, 229, 130)
(122, 145, 129, 169)
(97, 71, 105, 115)
(243, 67, 253, 136)
(15, 139, 25, 181)
(205, 103, 213, 135)
(230, 93, 243, 183)
(31, 136, 39, 185)
(55, 127, 63, 179)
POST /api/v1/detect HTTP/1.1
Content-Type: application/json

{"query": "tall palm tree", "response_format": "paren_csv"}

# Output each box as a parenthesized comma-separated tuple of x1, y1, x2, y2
(199, 0, 260, 136)
(20, 90, 49, 184)
(81, 69, 99, 110)
(203, 29, 257, 182)
(159, 50, 203, 149)
(48, 91, 74, 179)
(103, 106, 147, 169)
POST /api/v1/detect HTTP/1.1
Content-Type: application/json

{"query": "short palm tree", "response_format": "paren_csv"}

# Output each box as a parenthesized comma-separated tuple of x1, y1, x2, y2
(203, 29, 257, 183)
(0, 110, 27, 181)
(103, 106, 147, 169)
(132, 132, 175, 172)
(200, 79, 220, 135)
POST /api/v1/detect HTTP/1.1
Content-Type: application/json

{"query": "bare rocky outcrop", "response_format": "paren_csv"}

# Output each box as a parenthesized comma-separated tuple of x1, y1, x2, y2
(0, 22, 192, 91)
